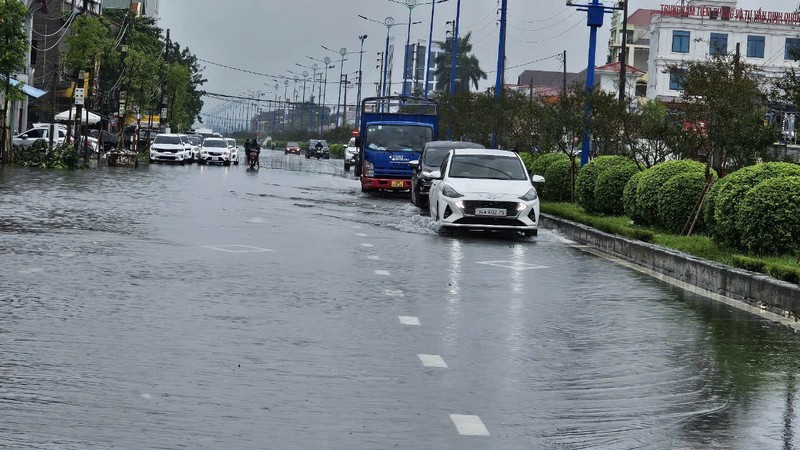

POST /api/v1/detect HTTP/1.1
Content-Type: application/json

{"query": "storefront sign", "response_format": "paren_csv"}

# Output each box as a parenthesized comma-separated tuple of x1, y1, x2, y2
(660, 4, 800, 26)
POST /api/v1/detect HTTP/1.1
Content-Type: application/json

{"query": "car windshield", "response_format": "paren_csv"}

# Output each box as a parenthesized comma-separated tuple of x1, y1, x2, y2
(448, 154, 528, 180)
(153, 135, 181, 145)
(203, 139, 226, 148)
(227, 140, 235, 146)
(287, 142, 298, 147)
(188, 137, 200, 145)
(348, 137, 355, 147)
(423, 143, 485, 166)
(365, 125, 432, 152)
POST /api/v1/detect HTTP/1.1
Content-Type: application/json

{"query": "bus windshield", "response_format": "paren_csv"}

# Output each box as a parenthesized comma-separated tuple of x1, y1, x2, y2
(365, 125, 432, 153)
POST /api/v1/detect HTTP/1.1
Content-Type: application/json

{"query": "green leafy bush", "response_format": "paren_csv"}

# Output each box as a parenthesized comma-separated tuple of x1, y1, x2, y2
(329, 144, 345, 158)
(542, 157, 575, 202)
(541, 202, 654, 242)
(527, 152, 569, 178)
(576, 156, 637, 213)
(767, 264, 800, 285)
(658, 171, 712, 234)
(594, 164, 640, 216)
(737, 176, 800, 256)
(635, 160, 708, 227)
(13, 141, 79, 170)
(519, 152, 535, 172)
(623, 171, 645, 224)
(712, 162, 800, 248)
(731, 255, 768, 273)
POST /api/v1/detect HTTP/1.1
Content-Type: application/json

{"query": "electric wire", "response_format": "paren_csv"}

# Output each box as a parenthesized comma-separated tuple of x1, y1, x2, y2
(512, 16, 584, 45)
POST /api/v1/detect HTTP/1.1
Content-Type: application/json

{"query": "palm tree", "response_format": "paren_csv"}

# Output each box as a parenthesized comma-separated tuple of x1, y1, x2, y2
(433, 32, 487, 94)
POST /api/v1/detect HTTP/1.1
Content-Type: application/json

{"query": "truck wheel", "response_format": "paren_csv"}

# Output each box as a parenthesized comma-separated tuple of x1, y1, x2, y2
(344, 163, 351, 171)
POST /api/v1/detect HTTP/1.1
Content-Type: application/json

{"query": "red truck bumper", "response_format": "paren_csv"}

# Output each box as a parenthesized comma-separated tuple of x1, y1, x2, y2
(361, 177, 411, 190)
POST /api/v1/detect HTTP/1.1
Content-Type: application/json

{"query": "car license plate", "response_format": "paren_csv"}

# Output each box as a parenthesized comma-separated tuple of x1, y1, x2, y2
(475, 208, 507, 216)
(391, 180, 404, 188)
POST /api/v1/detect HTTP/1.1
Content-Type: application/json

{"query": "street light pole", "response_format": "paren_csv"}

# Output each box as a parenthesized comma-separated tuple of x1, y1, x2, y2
(491, 0, 508, 148)
(355, 34, 368, 129)
(449, 0, 461, 96)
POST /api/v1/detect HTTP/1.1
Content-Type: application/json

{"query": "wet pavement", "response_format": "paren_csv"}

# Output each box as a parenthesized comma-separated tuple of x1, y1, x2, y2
(2, 148, 800, 449)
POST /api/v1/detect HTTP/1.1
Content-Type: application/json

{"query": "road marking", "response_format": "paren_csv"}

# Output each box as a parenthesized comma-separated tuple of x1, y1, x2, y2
(450, 414, 490, 436)
(374, 270, 390, 276)
(366, 255, 381, 260)
(18, 268, 44, 274)
(352, 225, 363, 229)
(203, 245, 274, 253)
(246, 217, 265, 223)
(418, 354, 448, 368)
(477, 261, 548, 270)
(384, 289, 405, 297)
(398, 316, 421, 326)
(361, 243, 374, 248)
(141, 393, 152, 400)
(356, 233, 368, 237)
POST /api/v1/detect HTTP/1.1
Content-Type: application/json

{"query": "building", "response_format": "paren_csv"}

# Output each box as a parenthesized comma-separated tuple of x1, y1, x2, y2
(607, 8, 657, 71)
(647, 0, 800, 101)
(102, 0, 159, 18)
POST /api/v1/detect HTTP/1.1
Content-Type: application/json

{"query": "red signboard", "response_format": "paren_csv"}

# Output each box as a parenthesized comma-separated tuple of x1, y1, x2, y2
(660, 4, 800, 26)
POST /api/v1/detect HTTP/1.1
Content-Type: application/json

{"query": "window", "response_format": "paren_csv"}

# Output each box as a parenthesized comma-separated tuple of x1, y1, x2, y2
(747, 36, 765, 58)
(672, 30, 690, 53)
(786, 38, 800, 60)
(709, 33, 728, 56)
(669, 69, 687, 91)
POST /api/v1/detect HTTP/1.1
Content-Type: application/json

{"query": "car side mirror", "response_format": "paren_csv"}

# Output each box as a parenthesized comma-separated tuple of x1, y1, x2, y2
(354, 137, 361, 147)
(430, 170, 442, 180)
(409, 160, 419, 170)
(20, 134, 29, 139)
(531, 174, 545, 184)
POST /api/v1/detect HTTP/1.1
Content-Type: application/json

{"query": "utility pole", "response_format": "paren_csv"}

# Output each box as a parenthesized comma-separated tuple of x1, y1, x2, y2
(492, 0, 508, 148)
(618, 0, 629, 103)
(563, 50, 568, 95)
(342, 74, 349, 127)
(376, 52, 384, 100)
(355, 35, 367, 129)
(449, 0, 461, 96)
(162, 28, 170, 133)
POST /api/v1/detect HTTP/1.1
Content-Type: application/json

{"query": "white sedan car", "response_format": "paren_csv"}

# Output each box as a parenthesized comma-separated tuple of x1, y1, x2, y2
(226, 138, 239, 165)
(428, 149, 545, 237)
(199, 138, 231, 165)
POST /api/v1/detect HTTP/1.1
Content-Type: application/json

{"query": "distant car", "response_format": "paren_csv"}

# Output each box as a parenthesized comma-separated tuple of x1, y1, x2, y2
(186, 135, 202, 160)
(225, 138, 239, 165)
(306, 139, 329, 159)
(428, 148, 544, 237)
(344, 137, 358, 171)
(199, 138, 231, 165)
(12, 125, 69, 148)
(409, 140, 485, 208)
(150, 133, 189, 164)
(285, 141, 301, 155)
(178, 134, 196, 163)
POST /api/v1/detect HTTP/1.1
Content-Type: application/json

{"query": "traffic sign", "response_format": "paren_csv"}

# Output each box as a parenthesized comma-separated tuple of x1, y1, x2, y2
(74, 88, 85, 106)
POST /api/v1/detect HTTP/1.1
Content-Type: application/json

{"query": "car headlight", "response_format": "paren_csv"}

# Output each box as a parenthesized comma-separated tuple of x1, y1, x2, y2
(519, 188, 539, 201)
(364, 160, 374, 177)
(223, 151, 229, 156)
(442, 184, 464, 198)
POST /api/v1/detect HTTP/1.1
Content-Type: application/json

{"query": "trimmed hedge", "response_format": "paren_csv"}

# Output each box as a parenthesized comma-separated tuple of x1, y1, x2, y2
(657, 171, 709, 234)
(635, 160, 708, 227)
(542, 157, 575, 202)
(329, 144, 345, 158)
(731, 255, 800, 285)
(527, 152, 569, 178)
(541, 202, 654, 242)
(595, 164, 640, 216)
(712, 162, 800, 248)
(576, 156, 637, 213)
(737, 176, 800, 256)
(623, 170, 645, 224)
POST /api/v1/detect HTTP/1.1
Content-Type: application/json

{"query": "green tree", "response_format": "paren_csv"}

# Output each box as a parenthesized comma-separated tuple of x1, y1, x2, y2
(433, 32, 487, 93)
(0, 0, 29, 162)
(670, 55, 776, 175)
(62, 14, 115, 76)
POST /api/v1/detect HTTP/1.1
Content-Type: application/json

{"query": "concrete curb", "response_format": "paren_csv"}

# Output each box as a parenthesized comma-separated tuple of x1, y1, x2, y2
(540, 213, 800, 328)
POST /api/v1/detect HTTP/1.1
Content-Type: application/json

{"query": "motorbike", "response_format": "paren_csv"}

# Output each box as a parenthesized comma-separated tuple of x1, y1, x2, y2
(247, 151, 259, 170)
(314, 147, 323, 160)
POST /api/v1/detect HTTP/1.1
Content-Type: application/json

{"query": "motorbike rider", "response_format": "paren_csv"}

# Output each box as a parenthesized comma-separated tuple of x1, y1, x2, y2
(315, 140, 324, 154)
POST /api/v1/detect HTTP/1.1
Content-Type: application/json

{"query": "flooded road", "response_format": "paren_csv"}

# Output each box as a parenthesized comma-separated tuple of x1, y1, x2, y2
(2, 149, 800, 449)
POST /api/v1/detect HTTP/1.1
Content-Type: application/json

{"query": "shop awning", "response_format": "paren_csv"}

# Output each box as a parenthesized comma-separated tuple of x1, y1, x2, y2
(4, 77, 48, 99)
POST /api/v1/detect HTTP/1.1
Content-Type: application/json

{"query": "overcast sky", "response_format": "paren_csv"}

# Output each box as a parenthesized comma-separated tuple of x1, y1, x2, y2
(158, 0, 790, 115)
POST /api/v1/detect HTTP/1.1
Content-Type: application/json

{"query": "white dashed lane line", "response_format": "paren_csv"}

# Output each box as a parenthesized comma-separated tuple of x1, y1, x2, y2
(418, 354, 448, 368)
(398, 316, 421, 326)
(374, 270, 390, 276)
(450, 414, 490, 436)
(361, 243, 374, 248)
(356, 233, 368, 237)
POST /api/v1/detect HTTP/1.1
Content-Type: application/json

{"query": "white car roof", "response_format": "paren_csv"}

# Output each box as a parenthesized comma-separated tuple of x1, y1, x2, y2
(450, 148, 519, 157)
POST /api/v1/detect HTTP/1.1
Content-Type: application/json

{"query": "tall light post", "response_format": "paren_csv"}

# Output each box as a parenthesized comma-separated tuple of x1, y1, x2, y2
(491, 0, 508, 148)
(359, 15, 415, 108)
(283, 79, 290, 131)
(355, 34, 368, 129)
(449, 0, 462, 96)
(309, 55, 341, 132)
(322, 45, 360, 127)
(388, 0, 418, 97)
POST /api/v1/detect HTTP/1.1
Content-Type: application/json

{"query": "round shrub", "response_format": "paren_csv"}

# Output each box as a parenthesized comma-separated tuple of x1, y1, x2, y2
(595, 164, 640, 216)
(635, 160, 708, 227)
(519, 152, 536, 172)
(542, 157, 575, 202)
(527, 152, 569, 179)
(657, 172, 709, 234)
(624, 171, 645, 223)
(576, 155, 637, 213)
(737, 176, 800, 255)
(712, 162, 800, 248)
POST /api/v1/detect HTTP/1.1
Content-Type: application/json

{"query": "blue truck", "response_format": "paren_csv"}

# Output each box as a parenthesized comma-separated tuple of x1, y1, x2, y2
(354, 96, 438, 193)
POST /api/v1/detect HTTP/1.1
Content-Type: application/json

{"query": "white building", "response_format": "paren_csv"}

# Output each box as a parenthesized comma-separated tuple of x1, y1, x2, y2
(647, 0, 800, 101)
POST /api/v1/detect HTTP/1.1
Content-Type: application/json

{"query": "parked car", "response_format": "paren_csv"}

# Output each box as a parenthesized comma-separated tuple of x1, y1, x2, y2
(306, 139, 329, 159)
(12, 125, 69, 148)
(88, 130, 119, 152)
(285, 141, 301, 155)
(198, 138, 231, 165)
(428, 148, 545, 237)
(186, 135, 202, 160)
(178, 134, 197, 163)
(344, 137, 358, 171)
(409, 140, 485, 208)
(150, 133, 189, 164)
(225, 138, 239, 165)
